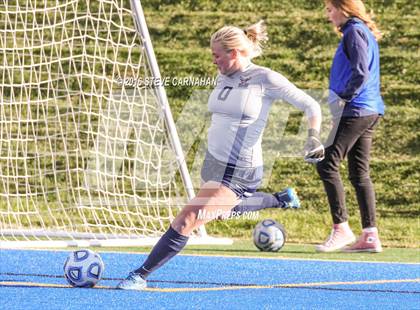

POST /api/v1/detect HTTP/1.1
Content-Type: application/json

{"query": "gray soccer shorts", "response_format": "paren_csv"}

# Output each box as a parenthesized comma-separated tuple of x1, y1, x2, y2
(200, 151, 263, 199)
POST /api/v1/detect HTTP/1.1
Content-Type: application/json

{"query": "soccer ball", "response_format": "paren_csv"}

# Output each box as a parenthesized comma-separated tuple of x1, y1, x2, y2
(63, 249, 104, 288)
(253, 219, 286, 252)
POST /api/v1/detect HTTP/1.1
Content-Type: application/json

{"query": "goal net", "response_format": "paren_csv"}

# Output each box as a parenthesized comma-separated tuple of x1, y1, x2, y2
(0, 0, 231, 247)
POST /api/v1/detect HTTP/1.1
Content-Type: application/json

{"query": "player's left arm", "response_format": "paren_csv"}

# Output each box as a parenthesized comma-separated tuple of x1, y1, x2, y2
(265, 70, 324, 163)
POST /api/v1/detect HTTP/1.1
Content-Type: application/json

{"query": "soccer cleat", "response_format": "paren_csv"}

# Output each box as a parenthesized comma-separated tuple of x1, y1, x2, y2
(116, 272, 147, 290)
(342, 229, 383, 253)
(274, 188, 301, 209)
(315, 223, 356, 252)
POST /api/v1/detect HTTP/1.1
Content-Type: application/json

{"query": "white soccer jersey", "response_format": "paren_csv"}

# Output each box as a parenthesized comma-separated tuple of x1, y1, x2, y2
(207, 63, 320, 168)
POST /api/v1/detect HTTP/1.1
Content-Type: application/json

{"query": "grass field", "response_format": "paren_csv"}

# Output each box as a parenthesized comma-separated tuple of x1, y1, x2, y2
(141, 1, 419, 247)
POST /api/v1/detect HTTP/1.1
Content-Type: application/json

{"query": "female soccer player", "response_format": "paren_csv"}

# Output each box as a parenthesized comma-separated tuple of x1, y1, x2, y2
(315, 0, 385, 253)
(117, 20, 324, 290)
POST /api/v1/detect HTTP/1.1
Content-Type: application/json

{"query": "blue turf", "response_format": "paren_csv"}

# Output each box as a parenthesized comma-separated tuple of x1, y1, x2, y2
(1, 249, 419, 309)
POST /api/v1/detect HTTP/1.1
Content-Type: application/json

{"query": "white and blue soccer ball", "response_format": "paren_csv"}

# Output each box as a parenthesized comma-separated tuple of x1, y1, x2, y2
(253, 219, 286, 252)
(63, 249, 104, 288)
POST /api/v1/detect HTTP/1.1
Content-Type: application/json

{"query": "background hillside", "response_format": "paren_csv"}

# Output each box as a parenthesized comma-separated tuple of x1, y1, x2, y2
(142, 0, 419, 247)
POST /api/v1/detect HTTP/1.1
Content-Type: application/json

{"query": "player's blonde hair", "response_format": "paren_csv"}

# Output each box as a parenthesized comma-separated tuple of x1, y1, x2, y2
(210, 20, 268, 58)
(326, 0, 382, 40)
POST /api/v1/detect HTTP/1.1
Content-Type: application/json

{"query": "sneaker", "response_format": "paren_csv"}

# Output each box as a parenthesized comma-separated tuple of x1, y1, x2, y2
(116, 272, 147, 290)
(274, 188, 301, 209)
(315, 223, 356, 252)
(342, 229, 383, 253)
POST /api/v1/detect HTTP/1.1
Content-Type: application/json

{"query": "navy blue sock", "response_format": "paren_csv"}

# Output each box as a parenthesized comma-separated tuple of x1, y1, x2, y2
(232, 192, 286, 215)
(134, 226, 189, 279)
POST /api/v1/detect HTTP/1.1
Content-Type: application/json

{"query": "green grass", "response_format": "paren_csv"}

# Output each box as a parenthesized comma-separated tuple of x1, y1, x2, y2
(140, 1, 419, 248)
(145, 2, 419, 108)
(91, 240, 420, 263)
(205, 209, 419, 248)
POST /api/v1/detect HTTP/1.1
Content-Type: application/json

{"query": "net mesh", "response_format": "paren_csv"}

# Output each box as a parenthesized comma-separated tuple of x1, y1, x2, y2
(0, 0, 186, 242)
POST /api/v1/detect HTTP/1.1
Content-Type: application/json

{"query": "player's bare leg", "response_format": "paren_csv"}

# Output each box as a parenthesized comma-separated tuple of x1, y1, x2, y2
(117, 181, 238, 290)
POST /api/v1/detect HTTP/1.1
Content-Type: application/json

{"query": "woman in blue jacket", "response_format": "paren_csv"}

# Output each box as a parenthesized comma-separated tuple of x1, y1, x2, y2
(316, 0, 385, 253)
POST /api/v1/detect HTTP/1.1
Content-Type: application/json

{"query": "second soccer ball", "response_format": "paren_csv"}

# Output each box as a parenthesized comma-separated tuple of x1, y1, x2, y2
(63, 249, 104, 288)
(253, 219, 286, 252)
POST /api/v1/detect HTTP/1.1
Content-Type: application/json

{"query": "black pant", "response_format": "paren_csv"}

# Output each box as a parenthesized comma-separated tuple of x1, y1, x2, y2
(316, 115, 380, 228)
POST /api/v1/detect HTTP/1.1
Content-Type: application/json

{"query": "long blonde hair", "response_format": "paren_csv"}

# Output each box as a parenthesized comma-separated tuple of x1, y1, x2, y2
(210, 20, 268, 58)
(326, 0, 382, 40)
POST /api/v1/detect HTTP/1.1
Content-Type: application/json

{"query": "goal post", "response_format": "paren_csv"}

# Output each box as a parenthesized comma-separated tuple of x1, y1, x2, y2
(0, 0, 231, 248)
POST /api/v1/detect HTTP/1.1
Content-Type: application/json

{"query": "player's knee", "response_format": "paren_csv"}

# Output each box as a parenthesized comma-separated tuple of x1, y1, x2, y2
(349, 172, 371, 186)
(316, 161, 337, 180)
(172, 208, 199, 235)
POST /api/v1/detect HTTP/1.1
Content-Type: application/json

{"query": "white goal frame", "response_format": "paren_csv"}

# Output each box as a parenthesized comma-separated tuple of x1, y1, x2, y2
(0, 0, 232, 248)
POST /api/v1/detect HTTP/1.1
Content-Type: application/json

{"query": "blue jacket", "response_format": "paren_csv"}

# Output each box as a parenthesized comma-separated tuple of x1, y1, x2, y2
(329, 18, 385, 117)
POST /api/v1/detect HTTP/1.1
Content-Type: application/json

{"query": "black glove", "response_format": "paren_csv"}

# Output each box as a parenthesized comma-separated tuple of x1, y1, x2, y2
(304, 128, 325, 163)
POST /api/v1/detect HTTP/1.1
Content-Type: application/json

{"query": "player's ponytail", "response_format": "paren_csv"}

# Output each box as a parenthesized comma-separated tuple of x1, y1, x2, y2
(327, 0, 382, 41)
(243, 20, 268, 58)
(211, 20, 268, 59)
